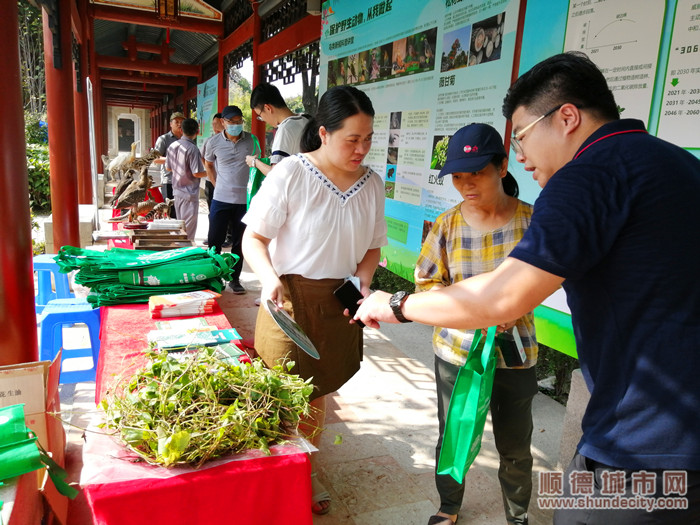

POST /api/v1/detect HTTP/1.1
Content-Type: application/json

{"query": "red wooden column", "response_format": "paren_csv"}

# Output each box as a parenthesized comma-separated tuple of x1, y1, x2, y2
(87, 8, 106, 173)
(43, 2, 80, 249)
(217, 41, 226, 111)
(250, 2, 265, 151)
(74, 13, 93, 203)
(0, 1, 39, 365)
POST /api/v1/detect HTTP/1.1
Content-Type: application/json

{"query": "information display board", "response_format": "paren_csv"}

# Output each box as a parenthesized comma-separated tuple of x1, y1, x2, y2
(319, 0, 699, 355)
(196, 74, 218, 148)
(320, 0, 521, 280)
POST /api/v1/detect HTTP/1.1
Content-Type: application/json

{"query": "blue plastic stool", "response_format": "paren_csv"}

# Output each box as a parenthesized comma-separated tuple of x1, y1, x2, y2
(38, 299, 101, 383)
(34, 254, 74, 314)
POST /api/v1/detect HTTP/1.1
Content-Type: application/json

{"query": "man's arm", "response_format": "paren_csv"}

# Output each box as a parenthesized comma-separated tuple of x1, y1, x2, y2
(355, 257, 564, 329)
(246, 155, 274, 176)
(153, 136, 166, 164)
(204, 160, 217, 186)
(188, 149, 207, 179)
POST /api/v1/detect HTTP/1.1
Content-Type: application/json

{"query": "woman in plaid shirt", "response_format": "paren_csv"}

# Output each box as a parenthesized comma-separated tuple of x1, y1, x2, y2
(417, 123, 537, 525)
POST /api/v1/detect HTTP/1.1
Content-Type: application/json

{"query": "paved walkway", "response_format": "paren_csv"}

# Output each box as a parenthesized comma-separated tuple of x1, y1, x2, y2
(58, 199, 564, 524)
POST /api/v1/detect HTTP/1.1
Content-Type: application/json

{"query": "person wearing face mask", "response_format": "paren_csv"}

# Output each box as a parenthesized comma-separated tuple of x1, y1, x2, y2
(203, 105, 255, 294)
(153, 112, 185, 218)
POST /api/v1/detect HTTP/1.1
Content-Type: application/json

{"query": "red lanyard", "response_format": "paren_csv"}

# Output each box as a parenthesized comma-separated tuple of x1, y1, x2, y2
(574, 129, 648, 160)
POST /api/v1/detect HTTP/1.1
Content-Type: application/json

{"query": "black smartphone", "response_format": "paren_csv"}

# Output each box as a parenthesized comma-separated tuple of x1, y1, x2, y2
(496, 328, 526, 367)
(333, 280, 365, 328)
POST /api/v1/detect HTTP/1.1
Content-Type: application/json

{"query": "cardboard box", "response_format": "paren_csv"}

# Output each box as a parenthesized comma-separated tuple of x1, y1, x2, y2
(41, 468, 69, 525)
(0, 362, 46, 415)
(0, 353, 65, 465)
(0, 353, 68, 524)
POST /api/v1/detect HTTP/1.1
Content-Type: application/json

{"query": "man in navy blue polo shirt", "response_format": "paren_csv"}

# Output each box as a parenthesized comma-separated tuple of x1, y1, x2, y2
(356, 52, 700, 524)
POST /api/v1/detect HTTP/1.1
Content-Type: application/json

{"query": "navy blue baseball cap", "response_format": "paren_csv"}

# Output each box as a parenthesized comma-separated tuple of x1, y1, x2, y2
(438, 123, 506, 177)
(221, 105, 243, 120)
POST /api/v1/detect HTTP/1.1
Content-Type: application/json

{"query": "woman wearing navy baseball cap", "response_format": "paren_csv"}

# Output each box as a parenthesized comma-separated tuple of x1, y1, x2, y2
(418, 123, 537, 525)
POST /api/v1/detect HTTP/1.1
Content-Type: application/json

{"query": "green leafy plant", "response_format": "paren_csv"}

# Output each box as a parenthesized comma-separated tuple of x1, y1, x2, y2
(30, 211, 45, 255)
(431, 135, 450, 169)
(371, 265, 414, 294)
(535, 344, 578, 404)
(101, 349, 314, 467)
(25, 112, 47, 144)
(26, 144, 51, 212)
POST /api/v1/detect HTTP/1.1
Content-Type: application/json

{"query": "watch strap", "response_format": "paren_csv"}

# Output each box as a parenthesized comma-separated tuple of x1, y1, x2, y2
(390, 291, 412, 323)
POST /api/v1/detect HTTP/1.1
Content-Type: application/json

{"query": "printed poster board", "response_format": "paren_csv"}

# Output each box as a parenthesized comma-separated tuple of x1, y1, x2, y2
(197, 74, 218, 148)
(320, 0, 522, 281)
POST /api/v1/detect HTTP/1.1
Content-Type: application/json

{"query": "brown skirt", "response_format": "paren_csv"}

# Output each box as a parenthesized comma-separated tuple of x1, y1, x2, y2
(254, 274, 363, 401)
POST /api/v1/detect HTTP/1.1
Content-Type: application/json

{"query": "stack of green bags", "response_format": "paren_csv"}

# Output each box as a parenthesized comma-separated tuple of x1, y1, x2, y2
(55, 246, 238, 307)
(0, 403, 78, 498)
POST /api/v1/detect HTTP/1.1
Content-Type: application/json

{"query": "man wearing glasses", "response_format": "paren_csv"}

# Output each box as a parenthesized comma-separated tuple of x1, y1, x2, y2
(245, 82, 310, 175)
(203, 105, 255, 294)
(356, 52, 700, 524)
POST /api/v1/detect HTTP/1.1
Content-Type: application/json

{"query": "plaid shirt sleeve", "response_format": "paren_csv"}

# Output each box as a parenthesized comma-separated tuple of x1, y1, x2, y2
(415, 211, 453, 292)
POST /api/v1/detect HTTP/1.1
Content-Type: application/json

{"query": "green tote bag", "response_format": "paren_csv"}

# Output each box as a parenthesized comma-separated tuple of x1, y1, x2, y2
(437, 325, 498, 483)
(247, 134, 270, 209)
(0, 403, 78, 498)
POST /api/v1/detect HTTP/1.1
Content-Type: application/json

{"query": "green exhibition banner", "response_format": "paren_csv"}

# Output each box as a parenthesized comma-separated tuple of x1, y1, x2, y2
(320, 0, 522, 281)
(319, 0, 700, 356)
(197, 74, 218, 148)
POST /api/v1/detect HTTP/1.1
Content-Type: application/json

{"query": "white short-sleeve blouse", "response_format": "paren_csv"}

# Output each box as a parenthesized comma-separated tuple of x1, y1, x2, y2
(242, 154, 388, 280)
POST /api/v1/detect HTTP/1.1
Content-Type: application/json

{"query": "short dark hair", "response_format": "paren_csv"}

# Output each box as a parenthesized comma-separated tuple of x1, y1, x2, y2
(300, 86, 375, 153)
(212, 112, 222, 120)
(250, 83, 287, 110)
(182, 118, 199, 136)
(502, 52, 619, 122)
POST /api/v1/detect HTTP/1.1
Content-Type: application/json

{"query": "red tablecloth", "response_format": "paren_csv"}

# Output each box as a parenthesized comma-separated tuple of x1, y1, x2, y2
(81, 425, 312, 525)
(95, 302, 232, 403)
(90, 302, 313, 524)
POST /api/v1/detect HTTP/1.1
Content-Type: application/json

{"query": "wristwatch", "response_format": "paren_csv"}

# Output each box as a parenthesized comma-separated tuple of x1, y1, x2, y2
(389, 291, 412, 323)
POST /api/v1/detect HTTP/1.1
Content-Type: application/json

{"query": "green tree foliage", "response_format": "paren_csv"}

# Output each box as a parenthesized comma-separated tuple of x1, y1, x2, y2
(26, 143, 51, 212)
(285, 94, 305, 114)
(19, 1, 50, 216)
(299, 69, 318, 116)
(25, 111, 47, 144)
(228, 67, 253, 131)
(18, 0, 45, 114)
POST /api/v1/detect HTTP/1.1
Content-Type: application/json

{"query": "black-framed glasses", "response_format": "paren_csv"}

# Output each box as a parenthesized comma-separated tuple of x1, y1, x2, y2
(510, 104, 563, 155)
(254, 107, 265, 122)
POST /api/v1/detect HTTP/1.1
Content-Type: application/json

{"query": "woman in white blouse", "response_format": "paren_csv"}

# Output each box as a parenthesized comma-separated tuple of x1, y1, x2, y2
(242, 85, 388, 515)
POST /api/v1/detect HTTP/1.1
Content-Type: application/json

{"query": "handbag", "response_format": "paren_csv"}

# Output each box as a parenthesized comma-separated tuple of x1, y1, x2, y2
(0, 403, 79, 498)
(247, 134, 270, 209)
(437, 325, 498, 483)
(0, 403, 44, 480)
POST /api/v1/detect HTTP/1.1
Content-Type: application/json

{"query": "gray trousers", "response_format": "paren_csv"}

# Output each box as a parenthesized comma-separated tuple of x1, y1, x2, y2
(554, 452, 700, 524)
(434, 356, 537, 523)
(174, 195, 199, 242)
